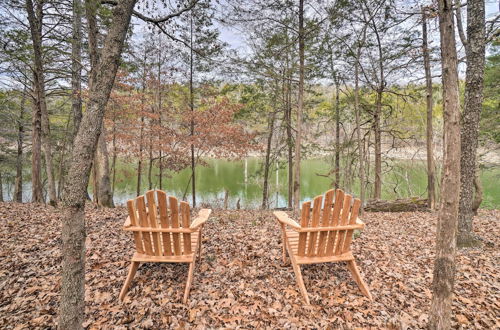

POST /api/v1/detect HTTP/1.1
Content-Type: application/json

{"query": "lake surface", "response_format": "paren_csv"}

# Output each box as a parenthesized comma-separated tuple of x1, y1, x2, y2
(111, 158, 500, 209)
(3, 158, 499, 209)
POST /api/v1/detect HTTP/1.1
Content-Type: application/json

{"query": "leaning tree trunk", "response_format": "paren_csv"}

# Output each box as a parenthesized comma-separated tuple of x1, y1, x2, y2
(457, 0, 485, 248)
(59, 0, 136, 328)
(429, 0, 461, 328)
(422, 7, 436, 210)
(26, 0, 57, 205)
(293, 0, 304, 212)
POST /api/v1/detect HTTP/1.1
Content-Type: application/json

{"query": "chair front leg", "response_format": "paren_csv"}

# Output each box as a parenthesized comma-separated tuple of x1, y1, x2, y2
(119, 261, 140, 301)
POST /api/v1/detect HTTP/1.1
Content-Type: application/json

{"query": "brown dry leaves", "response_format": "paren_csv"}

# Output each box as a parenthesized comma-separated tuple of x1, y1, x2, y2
(0, 203, 498, 329)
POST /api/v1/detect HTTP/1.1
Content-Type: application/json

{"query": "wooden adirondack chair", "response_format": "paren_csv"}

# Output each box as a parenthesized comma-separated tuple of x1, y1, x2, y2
(274, 188, 372, 304)
(119, 190, 211, 303)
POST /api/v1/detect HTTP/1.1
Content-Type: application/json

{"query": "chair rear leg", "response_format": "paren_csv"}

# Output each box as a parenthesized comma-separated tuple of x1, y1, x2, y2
(280, 224, 288, 264)
(346, 259, 373, 301)
(197, 227, 203, 261)
(183, 260, 196, 304)
(286, 240, 310, 305)
(119, 261, 139, 301)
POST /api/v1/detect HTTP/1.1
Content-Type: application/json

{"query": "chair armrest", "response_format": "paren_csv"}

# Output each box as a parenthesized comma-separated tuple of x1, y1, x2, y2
(190, 209, 212, 230)
(123, 216, 132, 228)
(355, 217, 365, 229)
(273, 211, 301, 230)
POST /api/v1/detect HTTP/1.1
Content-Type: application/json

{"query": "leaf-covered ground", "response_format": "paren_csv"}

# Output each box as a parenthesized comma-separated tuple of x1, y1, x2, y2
(0, 202, 498, 329)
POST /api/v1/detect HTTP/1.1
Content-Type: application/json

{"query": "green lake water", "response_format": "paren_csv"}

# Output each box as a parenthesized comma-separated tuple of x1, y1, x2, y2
(110, 158, 500, 209)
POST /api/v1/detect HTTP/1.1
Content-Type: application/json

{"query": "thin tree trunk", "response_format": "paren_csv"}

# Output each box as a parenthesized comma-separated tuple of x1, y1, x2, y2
(373, 90, 382, 199)
(334, 75, 340, 189)
(59, 0, 136, 328)
(284, 50, 293, 209)
(157, 43, 163, 191)
(14, 88, 26, 202)
(111, 107, 117, 194)
(189, 13, 196, 207)
(26, 0, 57, 205)
(137, 116, 144, 197)
(354, 46, 366, 212)
(262, 110, 276, 209)
(429, 0, 461, 328)
(457, 0, 485, 248)
(293, 0, 304, 212)
(0, 172, 3, 202)
(422, 7, 436, 210)
(31, 89, 43, 203)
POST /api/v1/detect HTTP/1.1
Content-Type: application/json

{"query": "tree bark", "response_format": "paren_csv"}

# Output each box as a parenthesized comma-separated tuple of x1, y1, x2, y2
(59, 0, 136, 328)
(137, 115, 144, 197)
(354, 30, 366, 213)
(14, 88, 27, 203)
(72, 0, 83, 140)
(31, 88, 43, 203)
(422, 7, 436, 210)
(373, 89, 382, 199)
(457, 0, 485, 248)
(190, 13, 196, 207)
(94, 124, 114, 207)
(0, 172, 3, 202)
(429, 1, 461, 328)
(26, 0, 57, 205)
(293, 0, 304, 212)
(262, 110, 276, 209)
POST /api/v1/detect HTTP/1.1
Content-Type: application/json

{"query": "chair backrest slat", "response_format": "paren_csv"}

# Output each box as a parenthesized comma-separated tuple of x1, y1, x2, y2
(342, 198, 361, 253)
(181, 202, 192, 254)
(307, 195, 323, 256)
(136, 196, 154, 255)
(297, 201, 311, 256)
(325, 189, 345, 255)
(169, 196, 182, 255)
(146, 190, 161, 256)
(317, 189, 334, 256)
(157, 190, 173, 256)
(126, 200, 144, 254)
(333, 194, 353, 255)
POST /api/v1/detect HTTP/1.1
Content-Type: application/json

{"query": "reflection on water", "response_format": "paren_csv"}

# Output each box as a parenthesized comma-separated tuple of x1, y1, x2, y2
(3, 157, 499, 209)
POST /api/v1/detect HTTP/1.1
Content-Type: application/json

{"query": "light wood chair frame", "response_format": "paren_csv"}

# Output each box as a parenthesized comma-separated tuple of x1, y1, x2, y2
(119, 190, 211, 303)
(274, 188, 373, 304)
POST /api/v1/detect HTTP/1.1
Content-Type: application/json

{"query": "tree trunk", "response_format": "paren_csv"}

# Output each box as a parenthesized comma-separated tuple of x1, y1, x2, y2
(0, 172, 3, 202)
(284, 56, 293, 209)
(334, 76, 340, 189)
(373, 89, 382, 199)
(457, 0, 485, 248)
(31, 87, 43, 203)
(137, 115, 144, 197)
(293, 0, 304, 212)
(422, 7, 436, 210)
(26, 0, 57, 205)
(354, 47, 366, 212)
(189, 13, 196, 207)
(429, 1, 461, 328)
(72, 0, 83, 140)
(59, 1, 136, 328)
(94, 124, 114, 207)
(14, 88, 26, 203)
(262, 110, 276, 209)
(472, 170, 482, 215)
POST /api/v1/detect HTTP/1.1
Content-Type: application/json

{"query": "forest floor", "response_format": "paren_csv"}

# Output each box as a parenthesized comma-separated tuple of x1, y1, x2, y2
(0, 203, 498, 329)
